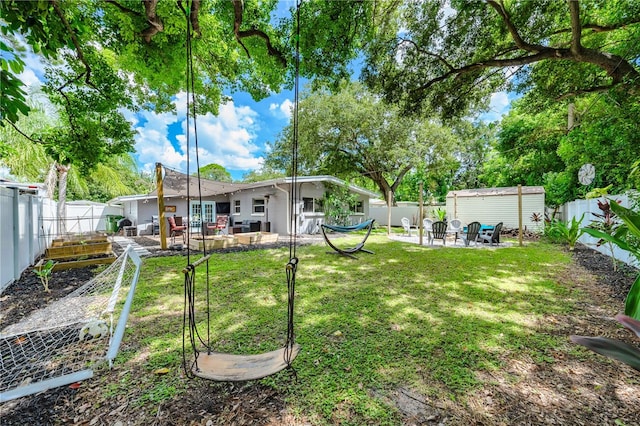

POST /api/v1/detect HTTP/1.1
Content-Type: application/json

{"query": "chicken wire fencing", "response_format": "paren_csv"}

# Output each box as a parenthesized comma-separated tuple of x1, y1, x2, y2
(0, 246, 142, 403)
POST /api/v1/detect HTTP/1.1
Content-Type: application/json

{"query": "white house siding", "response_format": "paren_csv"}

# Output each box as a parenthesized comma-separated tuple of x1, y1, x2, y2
(446, 187, 545, 231)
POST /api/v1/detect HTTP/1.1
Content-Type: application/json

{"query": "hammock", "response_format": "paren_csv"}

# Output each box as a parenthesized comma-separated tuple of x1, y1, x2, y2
(321, 219, 375, 259)
(181, 0, 301, 382)
(0, 246, 142, 402)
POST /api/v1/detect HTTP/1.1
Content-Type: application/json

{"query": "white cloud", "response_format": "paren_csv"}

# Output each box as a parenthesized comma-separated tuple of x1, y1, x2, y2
(133, 98, 265, 176)
(478, 91, 512, 122)
(269, 99, 293, 119)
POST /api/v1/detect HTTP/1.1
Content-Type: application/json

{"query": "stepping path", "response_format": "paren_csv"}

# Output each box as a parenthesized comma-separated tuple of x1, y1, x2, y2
(110, 235, 152, 257)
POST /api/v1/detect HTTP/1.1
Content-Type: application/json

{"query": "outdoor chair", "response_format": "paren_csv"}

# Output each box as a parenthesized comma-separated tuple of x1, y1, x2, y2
(423, 218, 433, 243)
(430, 220, 448, 246)
(206, 215, 228, 235)
(151, 215, 160, 236)
(401, 217, 417, 236)
(168, 215, 187, 244)
(479, 222, 503, 246)
(448, 219, 463, 244)
(461, 221, 481, 247)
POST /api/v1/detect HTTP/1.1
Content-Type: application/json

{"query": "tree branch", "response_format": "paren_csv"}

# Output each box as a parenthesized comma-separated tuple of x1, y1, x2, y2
(486, 0, 546, 53)
(399, 38, 454, 72)
(103, 0, 142, 17)
(232, 0, 286, 67)
(5, 120, 42, 144)
(51, 0, 92, 86)
(568, 0, 582, 55)
(555, 83, 618, 100)
(141, 0, 163, 43)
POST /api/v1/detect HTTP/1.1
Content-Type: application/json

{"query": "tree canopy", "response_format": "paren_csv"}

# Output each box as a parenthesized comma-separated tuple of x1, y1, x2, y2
(265, 81, 458, 200)
(362, 0, 640, 118)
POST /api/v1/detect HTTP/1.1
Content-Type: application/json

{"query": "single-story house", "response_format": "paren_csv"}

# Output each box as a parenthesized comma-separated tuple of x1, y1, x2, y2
(445, 186, 545, 231)
(108, 169, 379, 236)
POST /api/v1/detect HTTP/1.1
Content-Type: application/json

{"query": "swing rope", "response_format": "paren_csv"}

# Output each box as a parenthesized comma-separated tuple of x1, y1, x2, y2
(181, 0, 302, 380)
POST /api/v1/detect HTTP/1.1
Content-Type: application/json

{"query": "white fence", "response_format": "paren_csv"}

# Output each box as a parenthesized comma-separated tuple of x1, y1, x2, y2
(0, 188, 123, 293)
(369, 203, 443, 227)
(563, 193, 637, 267)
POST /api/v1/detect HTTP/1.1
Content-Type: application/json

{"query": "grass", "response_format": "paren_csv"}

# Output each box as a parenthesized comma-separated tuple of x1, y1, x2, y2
(109, 234, 579, 424)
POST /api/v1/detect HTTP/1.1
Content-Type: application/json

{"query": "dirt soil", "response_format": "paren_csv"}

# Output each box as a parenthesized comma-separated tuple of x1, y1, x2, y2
(1, 239, 639, 425)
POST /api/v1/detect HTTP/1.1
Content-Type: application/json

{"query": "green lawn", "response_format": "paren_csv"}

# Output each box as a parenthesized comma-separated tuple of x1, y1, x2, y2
(111, 235, 579, 424)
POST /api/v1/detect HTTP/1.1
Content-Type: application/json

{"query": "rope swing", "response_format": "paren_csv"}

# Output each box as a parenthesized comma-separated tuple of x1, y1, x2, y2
(181, 0, 302, 381)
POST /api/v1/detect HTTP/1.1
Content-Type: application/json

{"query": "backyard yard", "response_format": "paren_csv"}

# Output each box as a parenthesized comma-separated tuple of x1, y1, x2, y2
(1, 234, 639, 425)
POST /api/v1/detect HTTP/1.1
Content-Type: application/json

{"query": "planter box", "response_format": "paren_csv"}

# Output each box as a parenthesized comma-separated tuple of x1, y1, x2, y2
(235, 232, 279, 245)
(51, 234, 108, 247)
(36, 255, 117, 271)
(45, 241, 113, 260)
(190, 236, 238, 251)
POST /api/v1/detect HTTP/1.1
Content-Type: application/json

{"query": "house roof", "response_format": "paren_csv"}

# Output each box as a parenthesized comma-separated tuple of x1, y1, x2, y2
(108, 172, 379, 204)
(239, 175, 379, 198)
(446, 186, 545, 198)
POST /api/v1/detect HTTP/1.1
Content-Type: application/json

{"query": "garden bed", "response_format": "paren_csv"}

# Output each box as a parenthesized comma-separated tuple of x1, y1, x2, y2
(234, 232, 279, 245)
(189, 235, 238, 251)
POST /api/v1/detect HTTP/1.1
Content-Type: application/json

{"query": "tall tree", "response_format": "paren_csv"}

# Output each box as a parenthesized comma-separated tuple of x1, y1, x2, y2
(362, 0, 640, 118)
(198, 163, 232, 182)
(266, 82, 458, 202)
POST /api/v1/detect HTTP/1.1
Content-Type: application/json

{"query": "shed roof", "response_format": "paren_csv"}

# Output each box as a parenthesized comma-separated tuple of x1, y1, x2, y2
(447, 186, 545, 198)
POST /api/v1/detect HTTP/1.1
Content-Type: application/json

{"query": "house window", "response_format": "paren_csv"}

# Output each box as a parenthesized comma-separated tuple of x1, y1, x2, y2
(252, 198, 265, 215)
(351, 200, 364, 214)
(303, 197, 323, 213)
(233, 200, 241, 214)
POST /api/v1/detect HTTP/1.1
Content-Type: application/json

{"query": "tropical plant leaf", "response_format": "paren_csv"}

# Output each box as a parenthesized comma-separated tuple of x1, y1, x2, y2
(583, 227, 631, 252)
(616, 313, 640, 338)
(624, 276, 640, 320)
(570, 335, 640, 371)
(609, 201, 640, 242)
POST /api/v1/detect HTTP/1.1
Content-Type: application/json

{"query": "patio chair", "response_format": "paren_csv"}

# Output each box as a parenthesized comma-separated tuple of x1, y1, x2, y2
(479, 222, 503, 246)
(460, 221, 481, 247)
(430, 220, 448, 246)
(151, 215, 160, 236)
(401, 217, 417, 236)
(448, 219, 463, 244)
(206, 215, 228, 235)
(423, 218, 433, 244)
(168, 215, 187, 244)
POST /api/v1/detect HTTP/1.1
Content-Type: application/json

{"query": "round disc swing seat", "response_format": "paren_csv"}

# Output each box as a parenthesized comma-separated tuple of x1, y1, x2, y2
(181, 0, 303, 382)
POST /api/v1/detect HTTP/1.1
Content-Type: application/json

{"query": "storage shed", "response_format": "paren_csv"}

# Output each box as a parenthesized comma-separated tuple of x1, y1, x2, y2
(445, 186, 545, 231)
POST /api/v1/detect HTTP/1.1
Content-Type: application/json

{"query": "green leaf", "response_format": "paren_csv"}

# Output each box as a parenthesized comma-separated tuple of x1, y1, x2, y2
(582, 227, 631, 252)
(625, 275, 640, 320)
(570, 335, 640, 372)
(609, 201, 640, 240)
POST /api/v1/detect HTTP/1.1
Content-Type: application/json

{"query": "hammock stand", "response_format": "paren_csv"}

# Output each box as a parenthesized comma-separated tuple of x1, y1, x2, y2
(321, 219, 375, 259)
(181, 0, 302, 382)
